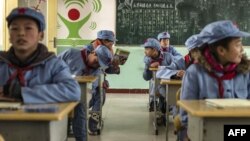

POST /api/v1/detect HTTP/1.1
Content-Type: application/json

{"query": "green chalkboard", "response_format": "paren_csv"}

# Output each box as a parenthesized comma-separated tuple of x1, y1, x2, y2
(116, 0, 250, 45)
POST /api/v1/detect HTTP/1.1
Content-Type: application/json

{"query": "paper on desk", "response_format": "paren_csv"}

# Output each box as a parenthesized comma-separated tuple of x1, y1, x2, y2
(156, 66, 179, 79)
(22, 104, 59, 113)
(0, 102, 21, 110)
(205, 99, 250, 108)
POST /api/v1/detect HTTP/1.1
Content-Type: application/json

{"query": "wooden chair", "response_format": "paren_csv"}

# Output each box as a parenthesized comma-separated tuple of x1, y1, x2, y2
(0, 134, 5, 141)
(173, 88, 182, 132)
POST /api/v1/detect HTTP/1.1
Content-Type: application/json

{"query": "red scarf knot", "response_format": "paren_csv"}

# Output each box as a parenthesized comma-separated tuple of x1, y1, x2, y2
(204, 47, 237, 98)
(7, 64, 33, 86)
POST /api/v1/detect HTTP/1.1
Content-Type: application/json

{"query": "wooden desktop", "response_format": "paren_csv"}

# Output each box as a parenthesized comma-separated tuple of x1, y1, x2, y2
(178, 100, 250, 141)
(0, 102, 78, 141)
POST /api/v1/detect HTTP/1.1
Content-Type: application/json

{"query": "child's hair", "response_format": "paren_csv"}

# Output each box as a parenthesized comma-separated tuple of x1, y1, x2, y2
(192, 37, 250, 73)
(185, 47, 200, 68)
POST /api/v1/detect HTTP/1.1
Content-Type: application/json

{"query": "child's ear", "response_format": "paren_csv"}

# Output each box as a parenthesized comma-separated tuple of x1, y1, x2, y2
(39, 32, 44, 41)
(217, 46, 226, 56)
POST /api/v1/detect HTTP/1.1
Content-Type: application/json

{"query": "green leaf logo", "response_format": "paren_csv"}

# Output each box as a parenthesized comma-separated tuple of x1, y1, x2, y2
(58, 0, 102, 38)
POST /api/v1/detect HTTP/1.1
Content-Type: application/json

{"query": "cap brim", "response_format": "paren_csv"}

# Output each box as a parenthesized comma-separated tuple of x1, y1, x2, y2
(96, 54, 109, 70)
(208, 31, 250, 44)
(110, 38, 118, 42)
(235, 31, 250, 37)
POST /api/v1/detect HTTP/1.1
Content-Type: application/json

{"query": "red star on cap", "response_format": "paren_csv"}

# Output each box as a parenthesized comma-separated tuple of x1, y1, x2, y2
(18, 8, 26, 14)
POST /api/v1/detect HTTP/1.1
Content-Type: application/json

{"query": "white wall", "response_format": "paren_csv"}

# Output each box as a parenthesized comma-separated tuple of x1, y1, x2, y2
(57, 0, 116, 40)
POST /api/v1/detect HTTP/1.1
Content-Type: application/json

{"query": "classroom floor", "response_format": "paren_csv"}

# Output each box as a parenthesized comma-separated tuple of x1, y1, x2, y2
(68, 94, 177, 141)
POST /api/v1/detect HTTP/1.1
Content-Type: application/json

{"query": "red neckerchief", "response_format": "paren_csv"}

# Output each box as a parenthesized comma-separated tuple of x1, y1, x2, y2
(161, 47, 168, 52)
(150, 52, 163, 65)
(7, 64, 33, 86)
(184, 54, 192, 65)
(204, 47, 237, 98)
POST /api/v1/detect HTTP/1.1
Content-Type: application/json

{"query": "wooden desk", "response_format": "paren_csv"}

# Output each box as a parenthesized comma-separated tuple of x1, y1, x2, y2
(0, 102, 78, 141)
(149, 67, 158, 71)
(178, 100, 250, 141)
(160, 79, 182, 105)
(160, 79, 182, 141)
(75, 75, 97, 106)
(75, 76, 97, 139)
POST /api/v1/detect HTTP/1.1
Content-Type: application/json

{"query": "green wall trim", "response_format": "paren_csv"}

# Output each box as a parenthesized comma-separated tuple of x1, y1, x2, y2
(57, 39, 91, 47)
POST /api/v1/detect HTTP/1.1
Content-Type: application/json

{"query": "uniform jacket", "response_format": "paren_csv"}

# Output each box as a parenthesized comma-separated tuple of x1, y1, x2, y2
(58, 47, 100, 76)
(161, 45, 182, 60)
(0, 44, 81, 104)
(180, 63, 250, 127)
(143, 52, 185, 97)
(143, 52, 185, 81)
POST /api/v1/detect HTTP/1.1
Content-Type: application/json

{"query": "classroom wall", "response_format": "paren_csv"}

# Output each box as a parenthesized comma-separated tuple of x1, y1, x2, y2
(0, 0, 4, 51)
(57, 46, 250, 89)
(105, 46, 188, 89)
(57, 0, 116, 47)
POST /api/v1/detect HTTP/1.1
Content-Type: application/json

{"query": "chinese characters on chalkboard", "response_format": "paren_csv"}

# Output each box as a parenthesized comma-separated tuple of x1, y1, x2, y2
(116, 0, 250, 45)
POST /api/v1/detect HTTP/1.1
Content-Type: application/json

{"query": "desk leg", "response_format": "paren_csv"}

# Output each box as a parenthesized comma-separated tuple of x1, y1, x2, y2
(79, 83, 91, 141)
(98, 74, 104, 134)
(152, 71, 158, 135)
(165, 84, 181, 141)
(0, 116, 68, 141)
(165, 84, 169, 141)
(188, 115, 204, 141)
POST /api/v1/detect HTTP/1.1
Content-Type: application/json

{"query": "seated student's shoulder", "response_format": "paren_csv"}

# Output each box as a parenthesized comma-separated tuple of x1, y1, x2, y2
(42, 54, 70, 69)
(162, 52, 174, 60)
(63, 48, 81, 55)
(186, 63, 205, 74)
(143, 56, 151, 63)
(58, 48, 82, 60)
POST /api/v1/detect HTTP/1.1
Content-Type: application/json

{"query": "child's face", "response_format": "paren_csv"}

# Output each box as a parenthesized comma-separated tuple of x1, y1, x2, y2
(144, 47, 157, 57)
(220, 38, 243, 64)
(160, 38, 169, 47)
(102, 39, 114, 49)
(87, 52, 100, 69)
(9, 17, 43, 52)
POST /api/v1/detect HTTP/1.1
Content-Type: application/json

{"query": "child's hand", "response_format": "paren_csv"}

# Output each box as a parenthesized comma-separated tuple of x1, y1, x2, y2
(176, 70, 185, 78)
(112, 56, 120, 66)
(150, 62, 160, 68)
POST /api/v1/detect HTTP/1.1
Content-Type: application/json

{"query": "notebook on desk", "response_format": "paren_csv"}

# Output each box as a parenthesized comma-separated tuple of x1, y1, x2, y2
(205, 99, 250, 108)
(22, 104, 59, 113)
(0, 102, 21, 111)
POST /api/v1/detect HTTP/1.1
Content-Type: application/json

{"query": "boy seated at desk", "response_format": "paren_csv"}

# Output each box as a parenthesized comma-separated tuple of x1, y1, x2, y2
(142, 38, 185, 125)
(179, 20, 250, 141)
(157, 31, 182, 59)
(0, 7, 80, 103)
(58, 44, 112, 140)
